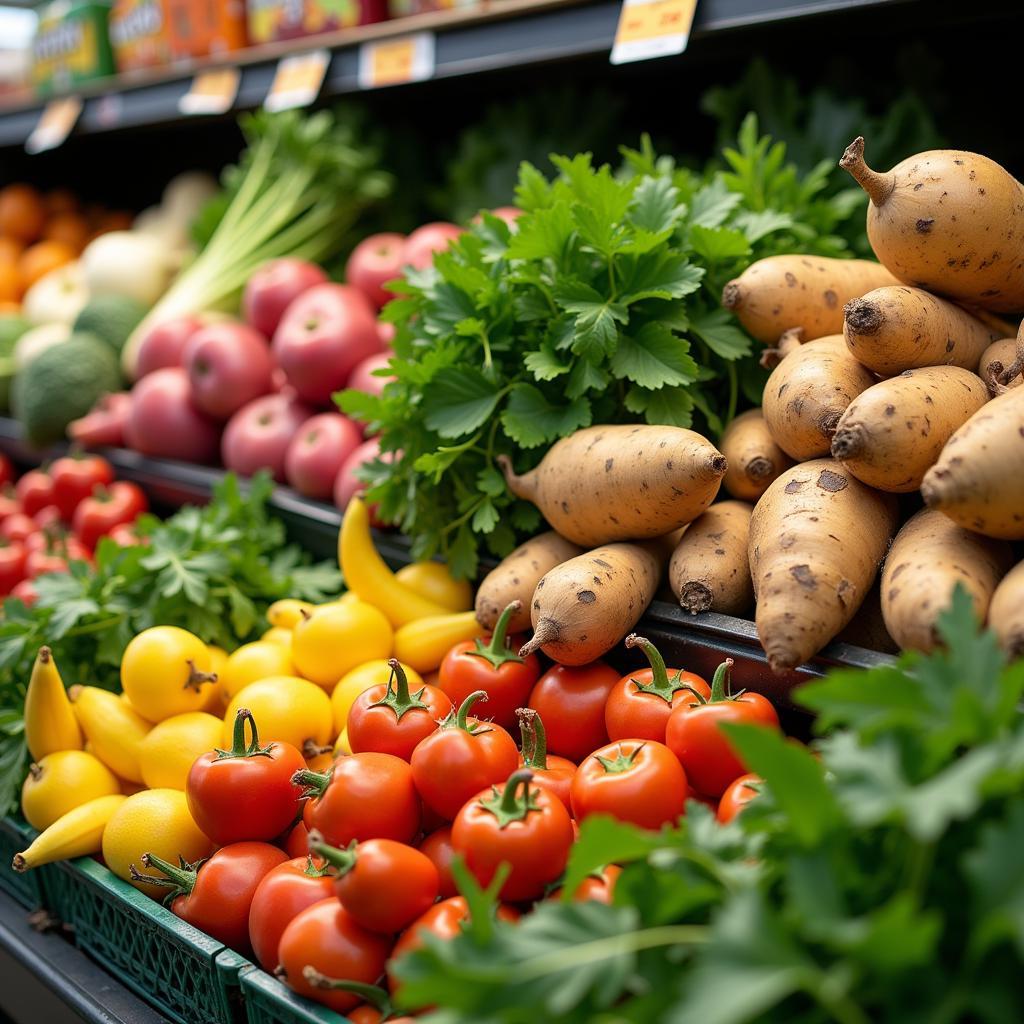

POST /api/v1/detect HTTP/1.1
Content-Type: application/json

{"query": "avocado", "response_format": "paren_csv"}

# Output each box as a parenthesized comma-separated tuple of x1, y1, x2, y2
(73, 295, 147, 354)
(12, 332, 123, 446)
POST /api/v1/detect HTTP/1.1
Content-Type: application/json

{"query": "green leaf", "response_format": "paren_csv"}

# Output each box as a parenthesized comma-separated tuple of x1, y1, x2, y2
(688, 178, 743, 229)
(566, 358, 609, 400)
(501, 384, 591, 449)
(555, 279, 628, 359)
(524, 346, 571, 381)
(964, 800, 1024, 957)
(627, 384, 695, 428)
(414, 434, 480, 483)
(688, 225, 752, 263)
(471, 500, 500, 535)
(731, 208, 794, 243)
(619, 252, 704, 305)
(422, 368, 502, 439)
(476, 464, 506, 498)
(610, 322, 698, 390)
(630, 175, 687, 232)
(563, 815, 664, 899)
(690, 307, 752, 359)
(514, 160, 552, 210)
(506, 202, 575, 262)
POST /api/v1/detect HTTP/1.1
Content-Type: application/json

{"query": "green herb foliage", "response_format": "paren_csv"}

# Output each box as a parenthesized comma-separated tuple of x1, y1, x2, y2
(0, 472, 341, 812)
(339, 115, 864, 579)
(394, 588, 1024, 1022)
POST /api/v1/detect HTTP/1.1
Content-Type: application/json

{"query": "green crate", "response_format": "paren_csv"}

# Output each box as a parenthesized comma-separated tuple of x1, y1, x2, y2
(241, 965, 354, 1024)
(47, 855, 248, 1024)
(0, 815, 50, 911)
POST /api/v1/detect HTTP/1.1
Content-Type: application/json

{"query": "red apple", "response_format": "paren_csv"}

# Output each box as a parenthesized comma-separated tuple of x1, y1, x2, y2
(345, 233, 406, 310)
(126, 368, 220, 463)
(184, 322, 275, 420)
(347, 352, 394, 398)
(333, 437, 397, 518)
(134, 316, 203, 379)
(243, 258, 328, 339)
(377, 321, 395, 348)
(221, 391, 314, 482)
(284, 413, 363, 500)
(472, 206, 524, 228)
(402, 222, 463, 271)
(272, 284, 381, 406)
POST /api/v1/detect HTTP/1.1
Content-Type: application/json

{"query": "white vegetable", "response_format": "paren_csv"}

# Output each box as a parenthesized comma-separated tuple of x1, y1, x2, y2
(22, 263, 88, 326)
(81, 231, 174, 306)
(133, 205, 191, 252)
(14, 324, 70, 370)
(161, 172, 218, 222)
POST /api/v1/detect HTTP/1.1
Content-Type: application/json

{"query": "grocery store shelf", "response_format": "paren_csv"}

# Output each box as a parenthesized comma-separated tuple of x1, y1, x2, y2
(0, 0, 910, 149)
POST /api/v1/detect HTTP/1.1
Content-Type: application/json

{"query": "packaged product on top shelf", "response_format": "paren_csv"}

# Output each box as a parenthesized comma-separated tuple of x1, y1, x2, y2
(31, 0, 116, 96)
(387, 0, 478, 17)
(109, 0, 171, 72)
(164, 0, 247, 61)
(246, 0, 388, 44)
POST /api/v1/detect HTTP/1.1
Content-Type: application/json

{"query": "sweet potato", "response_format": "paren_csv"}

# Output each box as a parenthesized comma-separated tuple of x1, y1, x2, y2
(835, 583, 899, 655)
(520, 542, 660, 665)
(668, 500, 753, 616)
(474, 531, 582, 632)
(988, 560, 1024, 659)
(748, 459, 898, 673)
(499, 425, 726, 547)
(880, 509, 1013, 653)
(979, 338, 1022, 392)
(830, 366, 990, 492)
(721, 255, 899, 344)
(762, 335, 876, 460)
(992, 319, 1024, 391)
(920, 387, 1024, 539)
(719, 409, 794, 501)
(840, 137, 1024, 313)
(843, 286, 999, 376)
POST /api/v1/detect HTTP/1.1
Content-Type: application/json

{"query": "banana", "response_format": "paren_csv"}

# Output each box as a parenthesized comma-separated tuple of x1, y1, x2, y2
(394, 611, 485, 673)
(70, 686, 151, 782)
(24, 646, 83, 761)
(13, 794, 126, 871)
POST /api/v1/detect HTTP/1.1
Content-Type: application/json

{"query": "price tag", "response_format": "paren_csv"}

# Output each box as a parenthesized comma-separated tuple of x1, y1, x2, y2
(25, 95, 83, 155)
(179, 67, 241, 116)
(264, 49, 330, 112)
(358, 32, 434, 90)
(610, 0, 698, 65)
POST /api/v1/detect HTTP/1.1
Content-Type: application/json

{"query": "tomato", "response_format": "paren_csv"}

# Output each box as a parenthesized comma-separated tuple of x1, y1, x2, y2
(15, 469, 53, 517)
(0, 539, 27, 595)
(552, 864, 622, 903)
(527, 661, 619, 762)
(571, 739, 688, 830)
(278, 899, 392, 1013)
(299, 752, 420, 847)
(418, 827, 457, 898)
(282, 820, 310, 858)
(452, 769, 574, 902)
(0, 488, 20, 522)
(717, 773, 762, 823)
(248, 855, 334, 970)
(32, 505, 62, 532)
(73, 482, 148, 550)
(49, 454, 114, 521)
(410, 691, 520, 821)
(311, 834, 439, 934)
(108, 521, 146, 547)
(1, 513, 36, 543)
(664, 659, 780, 798)
(516, 708, 575, 813)
(26, 549, 70, 577)
(0, 453, 12, 488)
(10, 578, 37, 605)
(187, 708, 305, 845)
(133, 842, 287, 956)
(438, 601, 539, 731)
(605, 635, 710, 743)
(347, 658, 453, 761)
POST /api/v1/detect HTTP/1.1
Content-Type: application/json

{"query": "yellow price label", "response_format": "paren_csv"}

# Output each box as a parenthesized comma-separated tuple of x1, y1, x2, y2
(610, 0, 698, 65)
(179, 67, 241, 116)
(265, 49, 330, 112)
(358, 33, 435, 90)
(25, 96, 83, 155)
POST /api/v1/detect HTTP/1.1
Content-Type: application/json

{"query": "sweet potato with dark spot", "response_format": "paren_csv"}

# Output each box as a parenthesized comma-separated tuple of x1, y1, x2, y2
(719, 409, 793, 501)
(979, 338, 1022, 393)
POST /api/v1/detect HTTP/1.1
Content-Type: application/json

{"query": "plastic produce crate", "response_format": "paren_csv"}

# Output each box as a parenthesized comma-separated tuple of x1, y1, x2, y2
(241, 966, 354, 1024)
(0, 815, 49, 911)
(46, 854, 249, 1024)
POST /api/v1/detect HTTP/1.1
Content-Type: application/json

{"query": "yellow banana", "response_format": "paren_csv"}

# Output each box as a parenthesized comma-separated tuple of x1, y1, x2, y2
(24, 646, 82, 761)
(13, 794, 126, 872)
(394, 611, 485, 673)
(395, 562, 473, 612)
(338, 497, 450, 627)
(70, 686, 151, 783)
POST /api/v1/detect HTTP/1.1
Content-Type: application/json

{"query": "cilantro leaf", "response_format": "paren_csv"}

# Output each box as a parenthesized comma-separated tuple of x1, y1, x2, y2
(555, 279, 628, 359)
(422, 368, 502, 438)
(690, 307, 753, 359)
(610, 322, 699, 390)
(501, 384, 592, 448)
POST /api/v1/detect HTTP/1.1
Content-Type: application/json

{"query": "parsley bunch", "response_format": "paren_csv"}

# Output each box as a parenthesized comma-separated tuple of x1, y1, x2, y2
(395, 588, 1024, 1022)
(340, 116, 865, 578)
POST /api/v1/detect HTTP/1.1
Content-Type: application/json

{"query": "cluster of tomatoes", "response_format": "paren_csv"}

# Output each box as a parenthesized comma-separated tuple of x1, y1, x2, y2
(130, 601, 780, 1021)
(0, 454, 148, 602)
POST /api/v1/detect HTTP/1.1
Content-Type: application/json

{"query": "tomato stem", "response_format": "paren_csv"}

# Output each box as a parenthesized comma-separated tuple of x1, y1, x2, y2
(516, 707, 549, 770)
(302, 854, 330, 878)
(370, 659, 431, 722)
(301, 969, 392, 1013)
(623, 634, 701, 705)
(292, 767, 332, 798)
(709, 659, 735, 703)
(595, 742, 644, 775)
(441, 689, 492, 735)
(130, 852, 200, 901)
(478, 768, 539, 828)
(185, 658, 218, 693)
(465, 600, 524, 670)
(215, 708, 276, 760)
(306, 830, 357, 877)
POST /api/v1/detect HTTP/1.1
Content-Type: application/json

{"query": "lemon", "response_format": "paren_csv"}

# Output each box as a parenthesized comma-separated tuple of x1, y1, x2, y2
(21, 750, 120, 831)
(138, 712, 223, 790)
(121, 626, 216, 722)
(291, 602, 393, 690)
(266, 599, 315, 629)
(261, 627, 293, 649)
(223, 676, 333, 753)
(221, 641, 294, 698)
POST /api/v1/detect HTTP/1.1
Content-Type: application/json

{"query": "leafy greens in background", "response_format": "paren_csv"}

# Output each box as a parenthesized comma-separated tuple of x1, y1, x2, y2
(395, 589, 1024, 1023)
(0, 473, 341, 812)
(340, 115, 866, 579)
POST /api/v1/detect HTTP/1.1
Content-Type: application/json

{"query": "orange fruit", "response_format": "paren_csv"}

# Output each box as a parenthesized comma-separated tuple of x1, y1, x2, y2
(0, 185, 46, 244)
(0, 264, 23, 303)
(45, 189, 79, 216)
(43, 213, 89, 253)
(0, 238, 22, 265)
(19, 240, 76, 289)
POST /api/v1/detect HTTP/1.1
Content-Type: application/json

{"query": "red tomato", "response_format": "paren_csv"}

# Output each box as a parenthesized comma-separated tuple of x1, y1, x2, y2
(605, 635, 710, 743)
(26, 550, 70, 577)
(15, 470, 53, 517)
(73, 482, 148, 549)
(571, 739, 688, 830)
(248, 855, 334, 971)
(0, 454, 13, 488)
(0, 488, 21, 522)
(418, 827, 457, 898)
(26, 531, 90, 560)
(32, 505, 62, 532)
(1, 513, 37, 543)
(410, 691, 519, 821)
(516, 707, 575, 813)
(281, 821, 310, 858)
(347, 658, 453, 761)
(0, 539, 26, 595)
(438, 601, 539, 731)
(187, 709, 305, 845)
(311, 834, 439, 934)
(528, 661, 619, 762)
(108, 521, 146, 547)
(10, 578, 37, 605)
(551, 864, 622, 904)
(300, 752, 420, 848)
(717, 773, 763, 823)
(49, 454, 114, 521)
(278, 899, 392, 1014)
(665, 659, 780, 798)
(452, 769, 574, 902)
(133, 842, 287, 957)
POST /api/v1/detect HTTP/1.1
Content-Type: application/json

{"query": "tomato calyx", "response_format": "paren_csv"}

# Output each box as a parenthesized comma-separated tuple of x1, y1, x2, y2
(307, 830, 358, 878)
(129, 852, 205, 903)
(301, 853, 331, 878)
(368, 658, 431, 722)
(477, 769, 541, 829)
(214, 708, 277, 761)
(465, 600, 524, 670)
(292, 766, 332, 799)
(438, 689, 493, 736)
(624, 634, 705, 705)
(301, 969, 394, 1016)
(516, 707, 551, 771)
(595, 743, 644, 775)
(685, 658, 740, 706)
